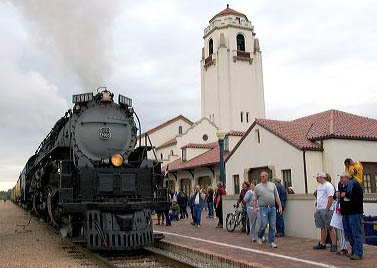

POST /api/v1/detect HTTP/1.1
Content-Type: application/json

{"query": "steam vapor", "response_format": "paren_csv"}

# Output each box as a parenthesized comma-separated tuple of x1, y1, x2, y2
(9, 0, 121, 91)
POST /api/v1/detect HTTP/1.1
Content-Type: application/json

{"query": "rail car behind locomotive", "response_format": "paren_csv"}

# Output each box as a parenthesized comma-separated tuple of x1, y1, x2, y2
(12, 88, 169, 251)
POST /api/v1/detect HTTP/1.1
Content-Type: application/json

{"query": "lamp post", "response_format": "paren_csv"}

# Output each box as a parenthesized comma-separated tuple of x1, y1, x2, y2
(216, 129, 226, 187)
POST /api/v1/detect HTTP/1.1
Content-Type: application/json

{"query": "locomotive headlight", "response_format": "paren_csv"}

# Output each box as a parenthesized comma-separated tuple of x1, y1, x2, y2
(111, 154, 123, 167)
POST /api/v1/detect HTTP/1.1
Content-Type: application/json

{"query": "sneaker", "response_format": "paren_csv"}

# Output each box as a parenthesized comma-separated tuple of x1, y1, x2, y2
(257, 238, 263, 245)
(216, 224, 223, 228)
(261, 237, 266, 243)
(275, 232, 284, 237)
(350, 255, 362, 260)
(270, 242, 277, 248)
(330, 245, 337, 253)
(313, 243, 326, 250)
(336, 249, 348, 256)
(197, 224, 200, 228)
(251, 239, 257, 242)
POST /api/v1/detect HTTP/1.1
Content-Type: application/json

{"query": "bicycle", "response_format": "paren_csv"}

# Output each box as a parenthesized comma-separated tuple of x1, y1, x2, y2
(226, 204, 249, 234)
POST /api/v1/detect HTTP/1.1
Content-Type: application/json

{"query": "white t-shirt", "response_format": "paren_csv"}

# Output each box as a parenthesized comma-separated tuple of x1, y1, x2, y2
(194, 193, 200, 205)
(316, 181, 335, 209)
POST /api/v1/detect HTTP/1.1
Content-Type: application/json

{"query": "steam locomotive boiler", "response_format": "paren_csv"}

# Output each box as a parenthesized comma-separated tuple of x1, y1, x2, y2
(12, 88, 169, 251)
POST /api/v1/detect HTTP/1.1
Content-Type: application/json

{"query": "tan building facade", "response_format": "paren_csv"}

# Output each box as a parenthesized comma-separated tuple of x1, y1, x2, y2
(226, 110, 377, 199)
(201, 6, 265, 132)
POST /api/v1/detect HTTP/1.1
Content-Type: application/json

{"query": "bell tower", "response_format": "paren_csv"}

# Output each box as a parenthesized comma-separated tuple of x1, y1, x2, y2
(201, 5, 266, 132)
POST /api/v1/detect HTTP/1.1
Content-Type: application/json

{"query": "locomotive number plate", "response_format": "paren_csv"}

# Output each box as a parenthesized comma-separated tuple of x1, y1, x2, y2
(99, 127, 111, 140)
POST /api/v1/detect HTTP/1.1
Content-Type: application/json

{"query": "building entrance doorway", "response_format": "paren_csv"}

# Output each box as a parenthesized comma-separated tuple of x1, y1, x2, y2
(248, 167, 272, 184)
(167, 180, 176, 193)
(180, 178, 192, 195)
(198, 176, 212, 191)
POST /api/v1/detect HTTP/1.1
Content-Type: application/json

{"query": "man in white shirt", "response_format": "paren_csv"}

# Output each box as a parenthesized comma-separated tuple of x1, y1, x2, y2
(313, 172, 337, 252)
(193, 185, 205, 227)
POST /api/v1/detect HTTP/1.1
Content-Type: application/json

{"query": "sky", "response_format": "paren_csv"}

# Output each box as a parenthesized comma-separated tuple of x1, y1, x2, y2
(0, 0, 377, 190)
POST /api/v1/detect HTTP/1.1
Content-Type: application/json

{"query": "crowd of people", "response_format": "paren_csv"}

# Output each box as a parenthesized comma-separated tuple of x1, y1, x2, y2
(313, 158, 364, 260)
(154, 181, 227, 228)
(155, 158, 365, 261)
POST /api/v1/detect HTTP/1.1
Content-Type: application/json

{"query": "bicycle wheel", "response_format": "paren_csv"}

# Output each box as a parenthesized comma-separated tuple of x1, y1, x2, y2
(226, 213, 237, 232)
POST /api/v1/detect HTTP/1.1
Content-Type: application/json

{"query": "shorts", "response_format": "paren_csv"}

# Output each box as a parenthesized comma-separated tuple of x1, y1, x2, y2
(314, 209, 334, 229)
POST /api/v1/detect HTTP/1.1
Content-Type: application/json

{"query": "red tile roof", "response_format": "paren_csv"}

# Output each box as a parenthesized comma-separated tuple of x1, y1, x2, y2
(257, 110, 377, 150)
(156, 138, 177, 149)
(226, 130, 246, 137)
(209, 6, 248, 23)
(166, 143, 229, 172)
(181, 142, 218, 150)
(138, 115, 193, 138)
(227, 109, 377, 162)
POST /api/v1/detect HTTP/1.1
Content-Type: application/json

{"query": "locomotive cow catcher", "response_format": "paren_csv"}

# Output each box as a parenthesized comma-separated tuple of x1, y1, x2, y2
(11, 88, 169, 251)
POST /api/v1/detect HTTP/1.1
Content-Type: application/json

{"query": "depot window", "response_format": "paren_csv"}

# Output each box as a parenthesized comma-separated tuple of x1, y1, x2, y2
(237, 34, 245, 51)
(182, 148, 187, 161)
(233, 175, 240, 194)
(209, 38, 214, 55)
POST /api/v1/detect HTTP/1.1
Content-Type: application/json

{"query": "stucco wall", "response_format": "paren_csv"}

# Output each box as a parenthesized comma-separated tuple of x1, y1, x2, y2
(305, 151, 324, 194)
(201, 14, 265, 132)
(226, 125, 306, 195)
(141, 118, 191, 148)
(176, 118, 218, 150)
(322, 139, 377, 186)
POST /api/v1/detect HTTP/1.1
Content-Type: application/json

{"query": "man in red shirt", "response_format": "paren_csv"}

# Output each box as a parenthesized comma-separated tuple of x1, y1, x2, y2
(214, 181, 226, 228)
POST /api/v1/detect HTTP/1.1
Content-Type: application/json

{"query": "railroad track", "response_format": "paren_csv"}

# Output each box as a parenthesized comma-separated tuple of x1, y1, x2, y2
(97, 249, 194, 268)
(20, 211, 193, 268)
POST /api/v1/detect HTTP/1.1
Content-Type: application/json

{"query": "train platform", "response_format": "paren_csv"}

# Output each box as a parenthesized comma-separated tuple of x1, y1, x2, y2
(0, 202, 101, 268)
(154, 215, 377, 268)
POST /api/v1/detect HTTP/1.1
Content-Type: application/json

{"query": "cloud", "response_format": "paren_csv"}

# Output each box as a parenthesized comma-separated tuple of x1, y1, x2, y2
(1, 0, 377, 190)
(0, 2, 68, 190)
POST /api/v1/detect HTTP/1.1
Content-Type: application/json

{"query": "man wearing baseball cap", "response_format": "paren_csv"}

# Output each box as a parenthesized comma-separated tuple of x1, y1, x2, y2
(338, 172, 364, 260)
(313, 172, 337, 252)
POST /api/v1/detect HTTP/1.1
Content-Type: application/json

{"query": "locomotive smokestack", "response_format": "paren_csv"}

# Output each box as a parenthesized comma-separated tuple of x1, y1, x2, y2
(9, 0, 121, 91)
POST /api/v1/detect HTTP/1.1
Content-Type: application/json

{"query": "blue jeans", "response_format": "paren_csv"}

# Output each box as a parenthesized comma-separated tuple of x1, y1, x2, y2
(193, 205, 202, 225)
(247, 207, 258, 241)
(276, 202, 285, 234)
(207, 201, 214, 218)
(258, 206, 276, 243)
(164, 211, 171, 226)
(342, 214, 363, 257)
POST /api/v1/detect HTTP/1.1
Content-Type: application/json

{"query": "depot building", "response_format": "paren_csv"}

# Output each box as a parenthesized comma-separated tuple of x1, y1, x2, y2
(137, 6, 377, 204)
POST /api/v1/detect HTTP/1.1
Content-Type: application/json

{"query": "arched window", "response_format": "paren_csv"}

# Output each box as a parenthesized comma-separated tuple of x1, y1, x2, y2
(178, 126, 183, 134)
(170, 150, 174, 156)
(237, 34, 245, 51)
(160, 153, 163, 159)
(209, 38, 213, 55)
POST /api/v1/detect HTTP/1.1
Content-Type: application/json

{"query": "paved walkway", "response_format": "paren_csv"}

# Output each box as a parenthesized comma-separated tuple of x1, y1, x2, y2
(154, 215, 377, 268)
(0, 202, 100, 268)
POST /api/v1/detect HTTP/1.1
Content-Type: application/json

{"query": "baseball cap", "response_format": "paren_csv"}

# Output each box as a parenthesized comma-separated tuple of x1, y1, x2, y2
(315, 172, 326, 178)
(339, 172, 351, 178)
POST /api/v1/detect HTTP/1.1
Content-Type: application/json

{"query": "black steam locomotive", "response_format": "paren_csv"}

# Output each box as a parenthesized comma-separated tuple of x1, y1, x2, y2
(12, 88, 169, 251)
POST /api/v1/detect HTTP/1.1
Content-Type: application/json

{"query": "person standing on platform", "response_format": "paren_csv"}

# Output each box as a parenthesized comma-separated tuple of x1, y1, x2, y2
(189, 190, 196, 225)
(206, 186, 215, 219)
(237, 181, 250, 232)
(338, 172, 364, 260)
(192, 185, 205, 227)
(177, 189, 187, 220)
(244, 182, 257, 242)
(313, 172, 337, 252)
(215, 181, 226, 228)
(344, 158, 363, 185)
(274, 178, 287, 237)
(253, 171, 282, 248)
